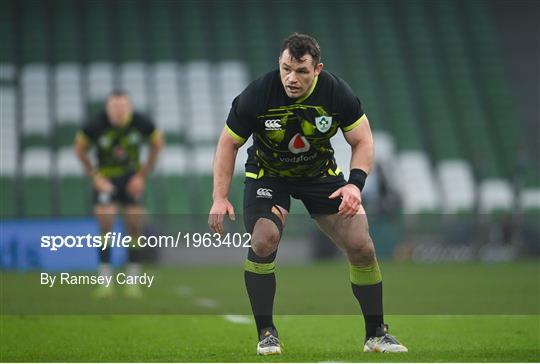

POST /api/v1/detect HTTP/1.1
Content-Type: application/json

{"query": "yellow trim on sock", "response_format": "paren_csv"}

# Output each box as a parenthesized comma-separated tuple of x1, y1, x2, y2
(244, 259, 276, 274)
(349, 261, 382, 286)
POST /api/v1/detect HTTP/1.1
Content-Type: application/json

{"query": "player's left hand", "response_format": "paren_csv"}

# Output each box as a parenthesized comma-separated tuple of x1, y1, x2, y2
(329, 184, 361, 217)
(127, 173, 146, 198)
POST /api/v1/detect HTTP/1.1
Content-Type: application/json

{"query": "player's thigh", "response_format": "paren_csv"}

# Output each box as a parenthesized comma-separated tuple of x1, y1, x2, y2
(243, 177, 290, 251)
(94, 203, 118, 232)
(116, 173, 144, 206)
(314, 205, 372, 251)
(123, 204, 145, 235)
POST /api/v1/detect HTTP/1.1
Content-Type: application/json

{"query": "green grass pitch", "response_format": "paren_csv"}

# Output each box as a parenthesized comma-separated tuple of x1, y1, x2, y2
(1, 261, 539, 362)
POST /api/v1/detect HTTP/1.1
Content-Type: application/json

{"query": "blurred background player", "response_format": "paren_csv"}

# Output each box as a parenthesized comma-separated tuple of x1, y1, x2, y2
(74, 90, 164, 298)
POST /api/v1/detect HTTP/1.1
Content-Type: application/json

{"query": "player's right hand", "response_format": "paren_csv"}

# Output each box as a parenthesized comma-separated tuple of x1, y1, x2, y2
(93, 174, 114, 193)
(208, 198, 236, 235)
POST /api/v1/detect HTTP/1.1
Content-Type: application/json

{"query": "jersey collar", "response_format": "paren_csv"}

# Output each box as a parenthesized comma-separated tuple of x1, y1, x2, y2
(294, 75, 318, 104)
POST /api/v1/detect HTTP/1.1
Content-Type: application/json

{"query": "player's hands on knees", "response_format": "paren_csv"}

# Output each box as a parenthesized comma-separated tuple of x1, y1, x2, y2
(93, 174, 114, 194)
(127, 173, 145, 198)
(329, 184, 362, 217)
(208, 198, 236, 235)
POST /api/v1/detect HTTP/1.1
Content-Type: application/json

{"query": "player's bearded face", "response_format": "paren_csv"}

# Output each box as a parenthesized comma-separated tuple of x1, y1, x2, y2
(106, 96, 133, 127)
(279, 49, 323, 99)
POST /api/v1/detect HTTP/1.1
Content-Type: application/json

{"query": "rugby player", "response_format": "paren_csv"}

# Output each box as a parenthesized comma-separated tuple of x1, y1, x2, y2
(208, 33, 407, 354)
(75, 90, 164, 298)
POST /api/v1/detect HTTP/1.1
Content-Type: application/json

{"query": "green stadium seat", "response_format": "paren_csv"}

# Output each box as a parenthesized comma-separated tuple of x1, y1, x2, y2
(22, 147, 54, 216)
(84, 0, 112, 62)
(22, 177, 53, 216)
(0, 0, 15, 64)
(144, 175, 164, 215)
(0, 177, 17, 217)
(57, 148, 90, 216)
(58, 176, 90, 216)
(164, 176, 192, 214)
(2, 0, 532, 218)
(52, 0, 80, 63)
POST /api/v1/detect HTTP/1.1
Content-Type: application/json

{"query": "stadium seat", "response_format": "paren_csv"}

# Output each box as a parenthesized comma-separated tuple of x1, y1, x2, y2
(0, 64, 15, 83)
(0, 85, 17, 216)
(57, 148, 90, 216)
(372, 131, 397, 166)
(401, 1, 463, 162)
(215, 61, 249, 126)
(55, 64, 84, 123)
(151, 62, 183, 139)
(520, 188, 540, 213)
(191, 146, 216, 214)
(54, 64, 84, 146)
(119, 62, 148, 111)
(52, 0, 80, 63)
(148, 0, 176, 61)
(1, 0, 533, 224)
(21, 0, 48, 63)
(116, 1, 145, 62)
(397, 151, 440, 213)
(434, 0, 503, 181)
(155, 145, 191, 214)
(84, 0, 112, 62)
(437, 160, 476, 213)
(367, 1, 424, 152)
(185, 61, 220, 143)
(0, 175, 16, 217)
(0, 86, 17, 170)
(464, 0, 523, 177)
(479, 179, 514, 213)
(22, 147, 53, 216)
(87, 62, 114, 105)
(0, 0, 15, 65)
(211, 1, 242, 60)
(22, 65, 51, 145)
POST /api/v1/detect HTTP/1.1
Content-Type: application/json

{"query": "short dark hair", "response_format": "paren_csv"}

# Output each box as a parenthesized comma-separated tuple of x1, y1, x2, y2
(280, 33, 321, 66)
(107, 89, 130, 99)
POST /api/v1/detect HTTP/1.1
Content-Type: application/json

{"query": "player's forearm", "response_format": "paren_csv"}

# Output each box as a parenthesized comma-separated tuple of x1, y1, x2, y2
(212, 139, 238, 200)
(74, 144, 97, 177)
(138, 137, 164, 178)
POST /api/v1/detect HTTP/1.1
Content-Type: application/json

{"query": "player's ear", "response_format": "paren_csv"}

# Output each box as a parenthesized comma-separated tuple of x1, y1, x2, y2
(314, 63, 323, 75)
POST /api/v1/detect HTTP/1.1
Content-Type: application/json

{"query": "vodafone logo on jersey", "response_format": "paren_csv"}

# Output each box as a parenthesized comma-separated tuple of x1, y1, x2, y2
(288, 133, 310, 154)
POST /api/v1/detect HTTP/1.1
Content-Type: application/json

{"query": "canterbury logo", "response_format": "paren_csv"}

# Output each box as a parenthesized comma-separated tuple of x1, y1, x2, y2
(256, 188, 273, 198)
(264, 119, 282, 130)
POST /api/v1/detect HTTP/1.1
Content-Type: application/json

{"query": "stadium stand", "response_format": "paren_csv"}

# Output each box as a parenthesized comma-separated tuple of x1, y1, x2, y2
(1, 0, 538, 218)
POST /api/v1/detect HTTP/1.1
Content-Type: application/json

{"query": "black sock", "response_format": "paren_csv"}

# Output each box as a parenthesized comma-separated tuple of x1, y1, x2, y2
(351, 281, 384, 338)
(100, 246, 110, 264)
(244, 248, 277, 335)
(128, 248, 142, 263)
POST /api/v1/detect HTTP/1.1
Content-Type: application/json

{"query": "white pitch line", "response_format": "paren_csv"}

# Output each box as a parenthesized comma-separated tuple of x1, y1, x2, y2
(223, 314, 252, 324)
(195, 298, 220, 308)
(174, 285, 193, 297)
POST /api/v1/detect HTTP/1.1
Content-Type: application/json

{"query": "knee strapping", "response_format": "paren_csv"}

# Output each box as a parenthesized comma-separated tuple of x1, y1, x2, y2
(245, 206, 284, 236)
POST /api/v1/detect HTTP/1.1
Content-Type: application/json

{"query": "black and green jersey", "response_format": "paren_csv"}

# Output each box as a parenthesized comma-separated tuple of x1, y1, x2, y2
(79, 112, 158, 178)
(226, 70, 366, 179)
